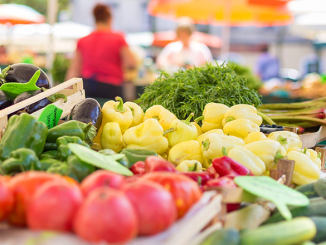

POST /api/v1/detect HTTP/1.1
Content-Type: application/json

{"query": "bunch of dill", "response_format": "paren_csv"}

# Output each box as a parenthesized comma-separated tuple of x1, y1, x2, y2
(136, 62, 262, 120)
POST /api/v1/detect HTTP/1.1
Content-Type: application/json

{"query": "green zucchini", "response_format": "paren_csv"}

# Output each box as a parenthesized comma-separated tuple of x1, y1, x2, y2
(310, 217, 326, 243)
(264, 198, 326, 225)
(314, 179, 326, 199)
(240, 217, 316, 245)
(296, 182, 319, 198)
(201, 229, 240, 245)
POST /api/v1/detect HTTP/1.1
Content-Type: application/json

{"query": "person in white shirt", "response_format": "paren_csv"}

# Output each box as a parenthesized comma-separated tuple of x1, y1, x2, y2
(156, 18, 213, 71)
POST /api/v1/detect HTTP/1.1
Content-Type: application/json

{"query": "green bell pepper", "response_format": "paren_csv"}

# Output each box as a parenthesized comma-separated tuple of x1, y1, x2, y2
(40, 158, 63, 171)
(119, 148, 157, 167)
(0, 148, 42, 174)
(46, 120, 97, 145)
(0, 114, 48, 160)
(98, 149, 129, 168)
(40, 150, 59, 160)
(57, 136, 89, 161)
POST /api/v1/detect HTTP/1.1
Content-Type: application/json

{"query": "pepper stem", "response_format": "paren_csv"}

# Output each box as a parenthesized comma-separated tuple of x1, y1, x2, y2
(225, 116, 235, 124)
(114, 96, 126, 113)
(182, 113, 194, 125)
(78, 122, 97, 145)
(222, 147, 228, 156)
(197, 176, 202, 186)
(202, 139, 210, 151)
(274, 150, 284, 163)
(318, 152, 322, 159)
(189, 163, 197, 172)
(163, 128, 174, 135)
(303, 148, 307, 154)
(195, 115, 204, 123)
(277, 135, 287, 146)
(0, 65, 10, 81)
(47, 93, 68, 103)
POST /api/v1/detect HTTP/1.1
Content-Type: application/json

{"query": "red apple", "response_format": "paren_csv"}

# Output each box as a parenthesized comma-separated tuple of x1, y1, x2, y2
(73, 187, 138, 243)
(124, 179, 176, 235)
(27, 181, 83, 232)
(80, 170, 124, 196)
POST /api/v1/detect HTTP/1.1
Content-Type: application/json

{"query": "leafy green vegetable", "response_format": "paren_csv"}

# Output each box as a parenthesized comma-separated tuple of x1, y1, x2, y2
(136, 62, 262, 120)
(231, 62, 263, 91)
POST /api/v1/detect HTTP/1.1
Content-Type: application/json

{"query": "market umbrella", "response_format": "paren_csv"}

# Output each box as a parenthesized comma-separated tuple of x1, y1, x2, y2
(0, 4, 45, 25)
(148, 0, 293, 56)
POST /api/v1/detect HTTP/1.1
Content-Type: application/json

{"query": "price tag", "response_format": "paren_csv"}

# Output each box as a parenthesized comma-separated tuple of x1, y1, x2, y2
(0, 70, 40, 99)
(235, 176, 309, 220)
(38, 104, 63, 129)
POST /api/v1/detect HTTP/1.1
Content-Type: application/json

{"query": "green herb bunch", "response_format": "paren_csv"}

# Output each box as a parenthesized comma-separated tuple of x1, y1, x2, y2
(136, 62, 262, 120)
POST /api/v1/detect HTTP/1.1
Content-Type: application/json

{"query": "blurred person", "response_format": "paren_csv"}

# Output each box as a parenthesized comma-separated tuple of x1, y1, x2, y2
(156, 18, 213, 71)
(66, 4, 137, 99)
(256, 45, 280, 82)
(0, 45, 8, 65)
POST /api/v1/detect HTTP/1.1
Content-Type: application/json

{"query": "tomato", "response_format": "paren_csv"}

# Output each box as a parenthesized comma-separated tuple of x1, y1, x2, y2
(27, 181, 83, 232)
(124, 179, 176, 235)
(73, 187, 138, 243)
(0, 177, 14, 221)
(142, 172, 202, 218)
(80, 170, 124, 196)
(8, 171, 61, 226)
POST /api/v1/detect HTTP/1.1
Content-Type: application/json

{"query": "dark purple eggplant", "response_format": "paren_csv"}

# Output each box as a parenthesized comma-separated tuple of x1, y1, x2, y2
(13, 89, 67, 114)
(0, 90, 13, 110)
(69, 98, 102, 130)
(0, 64, 51, 89)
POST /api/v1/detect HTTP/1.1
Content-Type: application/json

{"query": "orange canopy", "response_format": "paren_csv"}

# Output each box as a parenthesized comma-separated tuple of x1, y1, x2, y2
(153, 31, 222, 48)
(148, 0, 293, 26)
(0, 4, 45, 25)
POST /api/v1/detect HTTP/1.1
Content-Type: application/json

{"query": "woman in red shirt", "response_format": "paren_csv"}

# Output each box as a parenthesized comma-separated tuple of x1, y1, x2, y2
(66, 4, 136, 99)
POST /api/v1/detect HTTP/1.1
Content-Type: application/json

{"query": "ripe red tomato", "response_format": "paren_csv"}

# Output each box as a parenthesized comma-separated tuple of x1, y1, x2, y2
(27, 181, 83, 232)
(73, 187, 138, 243)
(124, 179, 176, 235)
(8, 171, 61, 226)
(80, 170, 124, 196)
(142, 172, 202, 218)
(0, 177, 14, 221)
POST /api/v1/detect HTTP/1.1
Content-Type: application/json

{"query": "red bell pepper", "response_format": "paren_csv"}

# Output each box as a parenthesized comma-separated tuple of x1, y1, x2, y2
(182, 172, 211, 186)
(212, 156, 254, 177)
(130, 161, 145, 175)
(145, 156, 176, 173)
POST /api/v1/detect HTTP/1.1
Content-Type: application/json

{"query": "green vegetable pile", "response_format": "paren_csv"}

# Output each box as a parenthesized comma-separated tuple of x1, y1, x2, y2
(231, 62, 262, 91)
(136, 62, 262, 120)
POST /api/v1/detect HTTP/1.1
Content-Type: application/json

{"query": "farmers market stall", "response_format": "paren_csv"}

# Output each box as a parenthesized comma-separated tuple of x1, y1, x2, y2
(0, 62, 325, 245)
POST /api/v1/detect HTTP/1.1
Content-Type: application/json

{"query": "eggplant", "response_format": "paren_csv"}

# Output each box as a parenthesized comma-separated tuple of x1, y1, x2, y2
(69, 98, 102, 130)
(13, 89, 67, 114)
(0, 64, 51, 89)
(0, 90, 13, 110)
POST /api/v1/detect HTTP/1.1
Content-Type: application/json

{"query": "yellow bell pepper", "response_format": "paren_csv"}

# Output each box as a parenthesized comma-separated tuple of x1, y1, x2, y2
(268, 131, 302, 152)
(244, 132, 267, 144)
(243, 140, 287, 170)
(122, 118, 168, 155)
(195, 103, 229, 132)
(201, 133, 245, 161)
(167, 113, 197, 148)
(124, 102, 144, 127)
(228, 146, 266, 176)
(176, 160, 202, 172)
(168, 140, 205, 166)
(263, 170, 270, 176)
(93, 97, 133, 145)
(100, 122, 124, 153)
(222, 104, 262, 126)
(287, 151, 321, 185)
(191, 122, 203, 137)
(223, 118, 260, 138)
(307, 149, 322, 169)
(143, 105, 176, 131)
(196, 129, 224, 146)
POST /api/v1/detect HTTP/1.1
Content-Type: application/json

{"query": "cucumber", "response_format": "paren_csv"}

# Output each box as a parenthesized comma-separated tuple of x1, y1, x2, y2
(264, 198, 326, 225)
(240, 217, 316, 245)
(314, 179, 326, 199)
(310, 217, 326, 243)
(295, 182, 319, 198)
(201, 229, 240, 245)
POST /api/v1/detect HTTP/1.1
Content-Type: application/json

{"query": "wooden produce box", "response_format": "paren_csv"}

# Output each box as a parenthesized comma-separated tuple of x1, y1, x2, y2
(0, 78, 85, 140)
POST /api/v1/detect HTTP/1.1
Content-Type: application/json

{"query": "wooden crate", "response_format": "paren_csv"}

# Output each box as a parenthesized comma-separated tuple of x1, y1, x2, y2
(0, 78, 85, 140)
